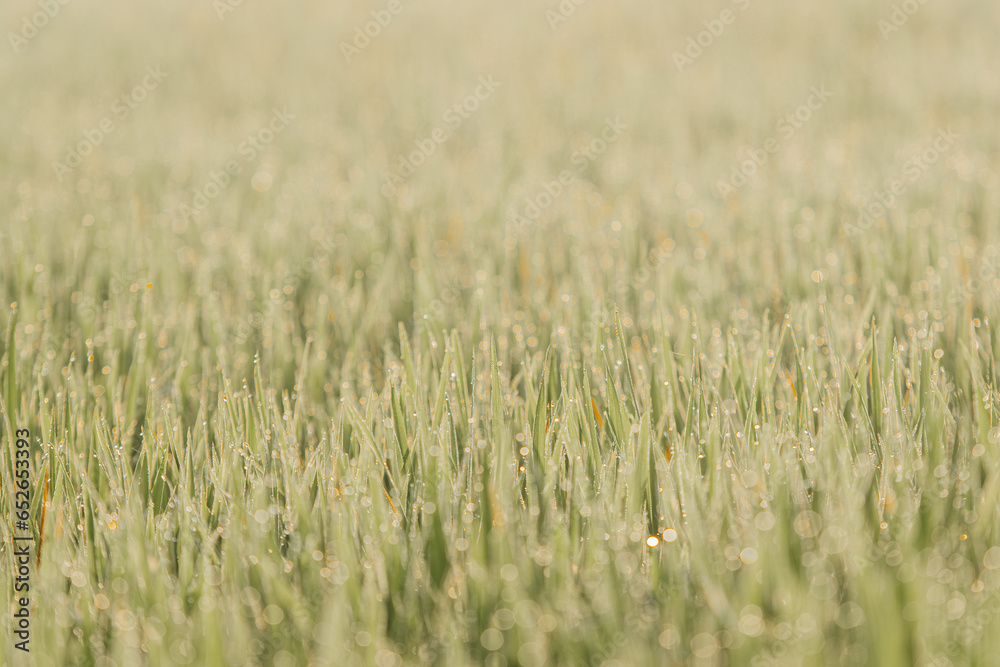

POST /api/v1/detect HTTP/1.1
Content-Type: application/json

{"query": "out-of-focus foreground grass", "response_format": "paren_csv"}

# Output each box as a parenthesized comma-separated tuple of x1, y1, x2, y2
(1, 0, 1000, 665)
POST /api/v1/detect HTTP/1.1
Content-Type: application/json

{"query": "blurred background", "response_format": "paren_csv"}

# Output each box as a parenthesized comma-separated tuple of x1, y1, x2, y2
(2, 0, 998, 378)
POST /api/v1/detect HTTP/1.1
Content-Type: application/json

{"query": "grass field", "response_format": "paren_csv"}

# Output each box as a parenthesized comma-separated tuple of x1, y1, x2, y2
(2, 0, 1000, 665)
